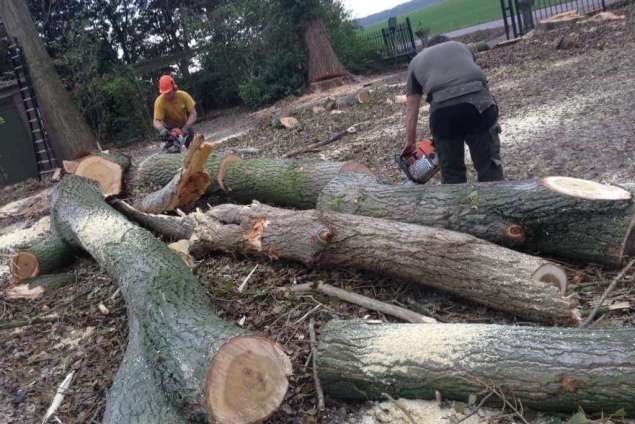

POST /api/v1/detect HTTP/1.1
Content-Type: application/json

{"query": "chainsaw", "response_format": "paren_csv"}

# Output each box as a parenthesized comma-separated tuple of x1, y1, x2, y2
(395, 138, 440, 184)
(162, 128, 188, 153)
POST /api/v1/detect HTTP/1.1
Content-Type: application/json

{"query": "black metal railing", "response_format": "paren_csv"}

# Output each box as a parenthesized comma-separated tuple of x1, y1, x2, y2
(357, 17, 417, 61)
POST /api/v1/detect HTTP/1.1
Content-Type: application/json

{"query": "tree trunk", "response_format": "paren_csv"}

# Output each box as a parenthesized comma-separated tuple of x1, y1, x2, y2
(317, 321, 635, 415)
(0, 0, 98, 160)
(120, 202, 578, 324)
(304, 18, 349, 83)
(317, 174, 635, 266)
(135, 154, 372, 209)
(51, 175, 291, 424)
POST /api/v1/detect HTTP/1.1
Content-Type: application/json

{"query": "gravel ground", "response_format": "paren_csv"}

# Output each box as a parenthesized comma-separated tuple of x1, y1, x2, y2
(1, 7, 635, 424)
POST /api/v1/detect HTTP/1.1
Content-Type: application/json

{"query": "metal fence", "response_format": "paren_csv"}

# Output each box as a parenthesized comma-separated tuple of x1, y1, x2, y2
(357, 17, 417, 62)
(501, 0, 609, 39)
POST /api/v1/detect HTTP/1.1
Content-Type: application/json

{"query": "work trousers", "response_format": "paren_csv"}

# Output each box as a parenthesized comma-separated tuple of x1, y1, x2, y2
(430, 103, 504, 184)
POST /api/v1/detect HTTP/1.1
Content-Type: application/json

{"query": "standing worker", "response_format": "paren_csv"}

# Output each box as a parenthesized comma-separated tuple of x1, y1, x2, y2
(153, 75, 198, 151)
(401, 36, 504, 184)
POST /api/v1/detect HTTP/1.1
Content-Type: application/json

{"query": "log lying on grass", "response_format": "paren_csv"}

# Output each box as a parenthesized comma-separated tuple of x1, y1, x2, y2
(318, 174, 635, 266)
(52, 176, 292, 424)
(117, 201, 578, 324)
(136, 135, 216, 213)
(317, 320, 635, 415)
(134, 153, 372, 209)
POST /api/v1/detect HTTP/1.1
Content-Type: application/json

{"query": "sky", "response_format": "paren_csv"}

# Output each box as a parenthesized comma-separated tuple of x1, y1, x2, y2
(341, 0, 408, 18)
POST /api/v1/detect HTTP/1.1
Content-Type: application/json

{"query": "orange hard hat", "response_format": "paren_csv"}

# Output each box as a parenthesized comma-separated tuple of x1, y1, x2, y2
(159, 75, 177, 94)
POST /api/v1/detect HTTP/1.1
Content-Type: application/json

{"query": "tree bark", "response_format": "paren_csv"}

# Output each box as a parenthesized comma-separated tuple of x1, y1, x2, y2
(119, 202, 578, 324)
(51, 175, 291, 424)
(317, 174, 635, 266)
(304, 18, 349, 83)
(135, 154, 372, 209)
(0, 0, 98, 160)
(317, 320, 635, 415)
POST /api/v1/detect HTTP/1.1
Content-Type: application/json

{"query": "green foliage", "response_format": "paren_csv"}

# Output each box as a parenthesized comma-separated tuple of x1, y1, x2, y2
(567, 411, 588, 424)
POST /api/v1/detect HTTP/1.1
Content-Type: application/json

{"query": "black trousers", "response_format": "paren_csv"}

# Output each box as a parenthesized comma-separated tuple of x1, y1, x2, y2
(430, 104, 504, 184)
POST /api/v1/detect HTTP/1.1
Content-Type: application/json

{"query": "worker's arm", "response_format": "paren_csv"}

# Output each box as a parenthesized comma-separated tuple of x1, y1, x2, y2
(153, 98, 169, 137)
(402, 94, 422, 164)
(183, 108, 197, 131)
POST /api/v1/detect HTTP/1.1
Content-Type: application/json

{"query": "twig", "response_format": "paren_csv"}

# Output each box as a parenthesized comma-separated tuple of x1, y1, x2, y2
(0, 314, 60, 331)
(283, 124, 360, 158)
(309, 318, 325, 411)
(455, 392, 494, 424)
(237, 264, 259, 293)
(42, 370, 75, 424)
(382, 392, 417, 424)
(286, 282, 437, 323)
(293, 304, 321, 325)
(581, 259, 635, 328)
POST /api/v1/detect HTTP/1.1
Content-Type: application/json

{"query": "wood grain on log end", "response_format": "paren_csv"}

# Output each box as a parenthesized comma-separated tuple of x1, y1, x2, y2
(204, 336, 292, 424)
(532, 263, 568, 296)
(170, 172, 211, 209)
(9, 251, 40, 281)
(543, 177, 632, 201)
(74, 155, 124, 197)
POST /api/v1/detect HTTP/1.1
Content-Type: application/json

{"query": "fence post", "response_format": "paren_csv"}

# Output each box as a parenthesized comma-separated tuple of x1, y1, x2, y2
(500, 0, 511, 40)
(405, 17, 417, 57)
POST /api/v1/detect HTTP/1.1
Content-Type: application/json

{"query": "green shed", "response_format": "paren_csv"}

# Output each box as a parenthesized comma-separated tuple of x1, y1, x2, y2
(0, 79, 38, 186)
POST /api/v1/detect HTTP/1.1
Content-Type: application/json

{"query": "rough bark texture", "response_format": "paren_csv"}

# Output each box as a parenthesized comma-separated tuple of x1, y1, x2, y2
(317, 321, 635, 415)
(135, 154, 372, 209)
(304, 18, 349, 83)
(51, 176, 291, 423)
(317, 174, 635, 266)
(0, 0, 98, 160)
(10, 232, 75, 281)
(125, 202, 577, 324)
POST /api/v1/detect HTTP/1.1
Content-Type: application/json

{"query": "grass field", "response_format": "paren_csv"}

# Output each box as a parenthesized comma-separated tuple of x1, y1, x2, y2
(360, 0, 505, 36)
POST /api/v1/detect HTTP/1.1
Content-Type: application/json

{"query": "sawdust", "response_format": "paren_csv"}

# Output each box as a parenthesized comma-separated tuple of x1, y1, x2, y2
(363, 324, 486, 375)
(360, 399, 493, 424)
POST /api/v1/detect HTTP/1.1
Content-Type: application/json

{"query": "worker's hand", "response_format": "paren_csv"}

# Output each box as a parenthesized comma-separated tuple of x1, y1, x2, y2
(401, 143, 416, 165)
(158, 127, 169, 140)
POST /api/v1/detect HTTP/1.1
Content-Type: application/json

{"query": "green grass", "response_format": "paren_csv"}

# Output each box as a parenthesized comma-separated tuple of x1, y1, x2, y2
(360, 0, 506, 36)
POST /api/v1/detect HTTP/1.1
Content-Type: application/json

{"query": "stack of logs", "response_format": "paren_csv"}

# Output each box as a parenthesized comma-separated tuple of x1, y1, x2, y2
(7, 133, 635, 422)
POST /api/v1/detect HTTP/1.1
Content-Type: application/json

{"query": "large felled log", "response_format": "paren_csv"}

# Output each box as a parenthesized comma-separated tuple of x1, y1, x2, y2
(119, 202, 578, 324)
(9, 232, 75, 282)
(317, 321, 635, 415)
(135, 154, 373, 209)
(136, 135, 215, 213)
(52, 176, 292, 424)
(67, 151, 131, 197)
(318, 174, 635, 266)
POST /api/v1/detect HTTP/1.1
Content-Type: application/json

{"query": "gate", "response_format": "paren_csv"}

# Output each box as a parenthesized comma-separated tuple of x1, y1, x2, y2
(501, 0, 608, 39)
(359, 17, 417, 62)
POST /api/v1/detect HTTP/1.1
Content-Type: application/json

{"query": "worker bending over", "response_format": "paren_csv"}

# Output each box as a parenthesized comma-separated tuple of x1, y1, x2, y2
(153, 75, 197, 152)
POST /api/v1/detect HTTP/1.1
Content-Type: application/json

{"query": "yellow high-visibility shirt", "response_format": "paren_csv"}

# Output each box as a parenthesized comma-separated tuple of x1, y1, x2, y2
(153, 90, 196, 128)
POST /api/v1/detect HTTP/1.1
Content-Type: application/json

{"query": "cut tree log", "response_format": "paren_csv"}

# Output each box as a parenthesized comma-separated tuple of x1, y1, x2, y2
(67, 151, 131, 197)
(317, 174, 635, 266)
(135, 154, 373, 209)
(136, 135, 215, 213)
(119, 202, 578, 324)
(9, 232, 75, 282)
(317, 320, 635, 415)
(51, 175, 292, 424)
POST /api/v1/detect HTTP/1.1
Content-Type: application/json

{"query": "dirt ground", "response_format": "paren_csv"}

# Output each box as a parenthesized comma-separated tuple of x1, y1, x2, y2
(2, 7, 635, 424)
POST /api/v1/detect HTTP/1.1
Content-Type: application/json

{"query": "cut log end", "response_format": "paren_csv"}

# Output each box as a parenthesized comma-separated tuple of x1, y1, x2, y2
(533, 263, 568, 296)
(204, 336, 292, 424)
(9, 251, 40, 281)
(74, 156, 124, 197)
(543, 177, 631, 201)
